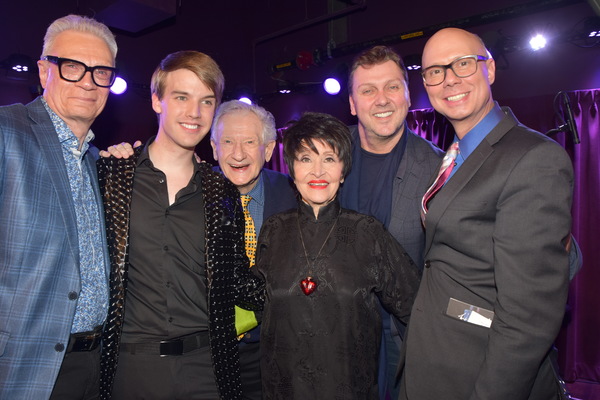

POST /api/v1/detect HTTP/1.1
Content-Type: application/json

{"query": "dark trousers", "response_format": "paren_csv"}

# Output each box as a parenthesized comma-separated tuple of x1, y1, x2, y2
(239, 341, 262, 400)
(378, 310, 404, 400)
(111, 346, 218, 399)
(50, 346, 101, 400)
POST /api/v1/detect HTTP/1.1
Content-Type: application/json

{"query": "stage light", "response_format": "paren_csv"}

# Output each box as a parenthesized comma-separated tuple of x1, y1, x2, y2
(323, 78, 341, 95)
(110, 77, 128, 95)
(228, 85, 254, 104)
(1, 54, 35, 80)
(404, 54, 422, 71)
(585, 16, 600, 37)
(8, 54, 33, 72)
(529, 34, 547, 50)
(12, 64, 28, 72)
(277, 80, 293, 94)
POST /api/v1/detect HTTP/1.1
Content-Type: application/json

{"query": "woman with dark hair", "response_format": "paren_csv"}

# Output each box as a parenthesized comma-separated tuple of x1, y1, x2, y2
(255, 112, 420, 399)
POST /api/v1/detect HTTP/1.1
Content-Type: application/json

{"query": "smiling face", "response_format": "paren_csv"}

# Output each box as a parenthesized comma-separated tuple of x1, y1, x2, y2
(422, 28, 496, 138)
(151, 68, 216, 151)
(38, 30, 114, 138)
(293, 139, 345, 218)
(349, 60, 411, 153)
(211, 110, 276, 194)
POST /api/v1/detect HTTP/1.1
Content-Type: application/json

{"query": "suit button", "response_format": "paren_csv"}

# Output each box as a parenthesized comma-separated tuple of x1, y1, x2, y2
(424, 260, 431, 268)
(55, 343, 65, 352)
(245, 333, 252, 339)
(68, 291, 78, 300)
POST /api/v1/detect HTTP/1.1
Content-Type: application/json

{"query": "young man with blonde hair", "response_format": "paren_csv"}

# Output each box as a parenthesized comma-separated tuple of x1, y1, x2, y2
(98, 51, 263, 400)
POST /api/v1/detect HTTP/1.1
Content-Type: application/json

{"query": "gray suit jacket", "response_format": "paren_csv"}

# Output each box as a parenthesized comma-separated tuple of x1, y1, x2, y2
(387, 128, 444, 268)
(401, 108, 573, 400)
(0, 97, 109, 399)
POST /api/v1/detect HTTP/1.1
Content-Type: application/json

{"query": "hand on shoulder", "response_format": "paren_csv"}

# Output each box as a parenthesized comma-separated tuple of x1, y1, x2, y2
(99, 140, 142, 159)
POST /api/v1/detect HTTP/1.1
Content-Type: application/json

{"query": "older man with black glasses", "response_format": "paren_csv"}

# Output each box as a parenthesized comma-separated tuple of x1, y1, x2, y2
(0, 14, 116, 400)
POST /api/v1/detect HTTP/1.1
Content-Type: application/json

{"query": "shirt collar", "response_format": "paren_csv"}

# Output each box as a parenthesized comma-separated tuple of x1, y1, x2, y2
(455, 102, 504, 161)
(41, 97, 94, 158)
(246, 171, 265, 207)
(137, 136, 202, 178)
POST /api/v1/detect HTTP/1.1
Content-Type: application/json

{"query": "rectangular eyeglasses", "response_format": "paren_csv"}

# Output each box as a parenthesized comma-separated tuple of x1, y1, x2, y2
(421, 55, 489, 86)
(41, 55, 117, 88)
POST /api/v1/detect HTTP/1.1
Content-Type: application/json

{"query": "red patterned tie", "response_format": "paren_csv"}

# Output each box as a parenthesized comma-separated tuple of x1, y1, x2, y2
(421, 142, 460, 225)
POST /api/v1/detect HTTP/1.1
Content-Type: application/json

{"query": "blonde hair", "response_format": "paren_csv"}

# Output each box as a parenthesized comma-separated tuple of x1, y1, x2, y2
(151, 51, 224, 104)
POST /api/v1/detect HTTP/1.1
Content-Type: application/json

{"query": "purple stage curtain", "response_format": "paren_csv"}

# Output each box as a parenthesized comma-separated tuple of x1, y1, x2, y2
(406, 108, 455, 150)
(553, 89, 600, 400)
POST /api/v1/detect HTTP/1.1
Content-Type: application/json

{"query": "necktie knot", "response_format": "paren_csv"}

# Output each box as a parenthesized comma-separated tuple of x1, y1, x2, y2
(241, 194, 252, 208)
(445, 141, 460, 162)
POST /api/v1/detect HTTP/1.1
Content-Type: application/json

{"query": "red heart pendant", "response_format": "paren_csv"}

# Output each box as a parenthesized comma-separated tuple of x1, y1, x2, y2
(300, 277, 317, 295)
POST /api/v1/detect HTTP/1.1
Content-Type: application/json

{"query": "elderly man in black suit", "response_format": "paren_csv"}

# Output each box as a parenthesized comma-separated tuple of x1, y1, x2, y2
(210, 100, 297, 400)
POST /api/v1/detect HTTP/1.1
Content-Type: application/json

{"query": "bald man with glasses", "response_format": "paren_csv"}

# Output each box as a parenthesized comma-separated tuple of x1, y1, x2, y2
(400, 27, 574, 400)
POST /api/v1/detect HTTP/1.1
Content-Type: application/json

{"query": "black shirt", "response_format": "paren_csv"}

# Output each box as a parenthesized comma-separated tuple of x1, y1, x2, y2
(356, 129, 407, 228)
(121, 146, 208, 342)
(256, 199, 420, 399)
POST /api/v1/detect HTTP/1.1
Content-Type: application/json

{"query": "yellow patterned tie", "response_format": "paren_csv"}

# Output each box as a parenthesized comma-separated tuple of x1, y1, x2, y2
(235, 194, 258, 336)
(240, 195, 257, 266)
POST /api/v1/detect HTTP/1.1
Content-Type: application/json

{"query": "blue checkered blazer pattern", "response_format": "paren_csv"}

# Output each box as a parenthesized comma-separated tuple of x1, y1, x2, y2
(0, 97, 110, 399)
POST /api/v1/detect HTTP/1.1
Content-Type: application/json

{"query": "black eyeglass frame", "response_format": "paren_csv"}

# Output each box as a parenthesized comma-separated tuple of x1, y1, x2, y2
(421, 55, 489, 87)
(41, 55, 118, 88)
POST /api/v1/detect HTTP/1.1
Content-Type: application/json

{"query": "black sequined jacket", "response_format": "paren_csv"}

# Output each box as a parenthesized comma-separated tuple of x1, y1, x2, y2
(97, 147, 265, 400)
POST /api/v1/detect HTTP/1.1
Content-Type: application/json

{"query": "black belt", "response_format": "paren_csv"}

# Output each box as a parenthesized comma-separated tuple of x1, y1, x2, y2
(67, 326, 102, 353)
(120, 331, 209, 357)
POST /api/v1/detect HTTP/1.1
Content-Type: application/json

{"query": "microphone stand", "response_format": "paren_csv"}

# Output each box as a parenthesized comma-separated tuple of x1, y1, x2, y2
(546, 91, 581, 145)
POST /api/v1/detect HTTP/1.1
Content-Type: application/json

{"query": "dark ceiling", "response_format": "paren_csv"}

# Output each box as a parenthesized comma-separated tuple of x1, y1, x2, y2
(1, 0, 598, 152)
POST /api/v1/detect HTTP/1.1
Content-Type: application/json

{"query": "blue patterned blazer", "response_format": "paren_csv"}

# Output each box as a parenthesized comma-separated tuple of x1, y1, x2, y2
(0, 97, 109, 399)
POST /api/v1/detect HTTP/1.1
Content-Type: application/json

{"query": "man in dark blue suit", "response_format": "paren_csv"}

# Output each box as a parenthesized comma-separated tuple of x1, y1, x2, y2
(339, 46, 443, 400)
(211, 100, 297, 400)
(0, 14, 116, 399)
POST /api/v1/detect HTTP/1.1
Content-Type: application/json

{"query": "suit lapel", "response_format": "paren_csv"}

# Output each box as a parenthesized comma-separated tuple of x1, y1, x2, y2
(27, 99, 80, 265)
(424, 110, 518, 254)
(262, 170, 274, 221)
(391, 131, 424, 227)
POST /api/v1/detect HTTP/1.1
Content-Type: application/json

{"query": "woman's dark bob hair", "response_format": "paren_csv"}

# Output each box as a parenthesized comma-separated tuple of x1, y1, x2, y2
(282, 112, 352, 180)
